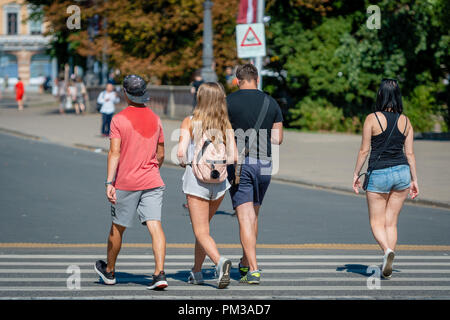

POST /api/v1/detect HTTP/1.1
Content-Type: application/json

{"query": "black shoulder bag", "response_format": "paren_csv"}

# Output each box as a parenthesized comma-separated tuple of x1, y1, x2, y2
(359, 113, 399, 191)
(233, 95, 270, 185)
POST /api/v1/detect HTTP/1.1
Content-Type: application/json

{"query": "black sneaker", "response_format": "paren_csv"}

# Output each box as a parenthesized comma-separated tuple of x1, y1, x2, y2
(147, 271, 168, 290)
(94, 260, 116, 285)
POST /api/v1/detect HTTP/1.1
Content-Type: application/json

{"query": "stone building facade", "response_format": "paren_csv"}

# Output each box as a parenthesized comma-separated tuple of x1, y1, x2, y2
(0, 0, 54, 89)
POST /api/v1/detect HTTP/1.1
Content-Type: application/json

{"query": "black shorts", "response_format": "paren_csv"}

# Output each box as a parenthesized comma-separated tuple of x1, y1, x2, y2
(227, 158, 272, 209)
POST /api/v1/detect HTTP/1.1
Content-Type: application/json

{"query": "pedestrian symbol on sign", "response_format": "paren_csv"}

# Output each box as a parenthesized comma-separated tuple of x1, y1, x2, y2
(240, 27, 262, 47)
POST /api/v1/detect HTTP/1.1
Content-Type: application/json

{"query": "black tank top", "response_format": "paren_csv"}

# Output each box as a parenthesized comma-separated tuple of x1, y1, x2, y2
(368, 111, 409, 171)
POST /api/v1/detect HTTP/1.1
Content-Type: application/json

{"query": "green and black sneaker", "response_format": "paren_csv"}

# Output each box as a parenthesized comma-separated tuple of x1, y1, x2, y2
(238, 260, 249, 277)
(240, 270, 261, 284)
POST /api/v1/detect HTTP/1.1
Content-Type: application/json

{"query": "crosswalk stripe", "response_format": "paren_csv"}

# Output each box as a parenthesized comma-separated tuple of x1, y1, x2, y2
(1, 261, 450, 266)
(0, 296, 380, 300)
(1, 286, 450, 291)
(1, 254, 449, 259)
(0, 268, 449, 274)
(1, 277, 450, 282)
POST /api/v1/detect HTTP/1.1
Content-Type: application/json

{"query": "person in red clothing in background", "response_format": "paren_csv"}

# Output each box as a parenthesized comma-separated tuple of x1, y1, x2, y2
(15, 77, 24, 111)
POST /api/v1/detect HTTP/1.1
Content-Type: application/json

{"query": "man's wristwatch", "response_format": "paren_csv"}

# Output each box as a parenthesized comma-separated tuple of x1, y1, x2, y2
(105, 181, 113, 187)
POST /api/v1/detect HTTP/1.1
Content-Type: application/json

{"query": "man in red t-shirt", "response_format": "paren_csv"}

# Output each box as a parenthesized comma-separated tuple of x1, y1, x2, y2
(94, 75, 168, 290)
(15, 78, 24, 111)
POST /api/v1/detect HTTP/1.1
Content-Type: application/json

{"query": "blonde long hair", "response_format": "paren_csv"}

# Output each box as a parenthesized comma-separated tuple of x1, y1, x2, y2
(191, 82, 232, 145)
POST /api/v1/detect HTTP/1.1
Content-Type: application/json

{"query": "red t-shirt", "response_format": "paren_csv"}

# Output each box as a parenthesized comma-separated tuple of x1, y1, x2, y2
(109, 106, 165, 191)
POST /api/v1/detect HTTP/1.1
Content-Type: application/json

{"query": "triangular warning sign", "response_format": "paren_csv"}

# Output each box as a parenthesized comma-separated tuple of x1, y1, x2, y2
(240, 26, 262, 47)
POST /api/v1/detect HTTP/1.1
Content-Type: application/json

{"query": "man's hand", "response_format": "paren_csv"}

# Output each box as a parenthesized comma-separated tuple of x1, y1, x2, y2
(106, 184, 116, 204)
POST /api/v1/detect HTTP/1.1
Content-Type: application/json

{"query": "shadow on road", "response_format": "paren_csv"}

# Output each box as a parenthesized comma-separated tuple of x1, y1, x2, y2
(336, 264, 400, 279)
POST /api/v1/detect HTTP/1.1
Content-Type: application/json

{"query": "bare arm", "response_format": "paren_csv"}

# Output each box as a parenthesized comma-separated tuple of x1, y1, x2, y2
(106, 138, 121, 204)
(404, 118, 419, 199)
(352, 114, 373, 193)
(156, 142, 165, 168)
(97, 91, 105, 104)
(177, 117, 191, 167)
(226, 128, 238, 164)
(271, 121, 284, 145)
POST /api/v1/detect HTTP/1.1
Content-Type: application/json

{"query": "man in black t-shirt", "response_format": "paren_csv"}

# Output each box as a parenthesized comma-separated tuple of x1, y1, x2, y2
(190, 71, 204, 109)
(226, 64, 284, 284)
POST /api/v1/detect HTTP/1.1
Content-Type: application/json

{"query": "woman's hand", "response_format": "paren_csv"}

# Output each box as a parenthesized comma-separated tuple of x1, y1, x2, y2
(106, 185, 116, 204)
(409, 180, 419, 199)
(352, 174, 361, 194)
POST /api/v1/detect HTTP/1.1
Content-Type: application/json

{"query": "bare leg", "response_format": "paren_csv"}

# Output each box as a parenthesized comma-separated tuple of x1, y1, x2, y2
(236, 202, 259, 271)
(188, 195, 223, 270)
(385, 189, 409, 251)
(192, 196, 222, 272)
(241, 205, 260, 267)
(366, 191, 390, 253)
(106, 223, 126, 273)
(74, 103, 80, 114)
(145, 220, 166, 275)
(18, 100, 24, 111)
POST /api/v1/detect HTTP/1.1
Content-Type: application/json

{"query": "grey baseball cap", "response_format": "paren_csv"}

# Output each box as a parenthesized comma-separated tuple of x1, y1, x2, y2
(122, 74, 150, 104)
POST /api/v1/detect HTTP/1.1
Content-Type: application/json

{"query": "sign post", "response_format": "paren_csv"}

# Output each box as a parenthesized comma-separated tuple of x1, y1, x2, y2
(236, 0, 265, 90)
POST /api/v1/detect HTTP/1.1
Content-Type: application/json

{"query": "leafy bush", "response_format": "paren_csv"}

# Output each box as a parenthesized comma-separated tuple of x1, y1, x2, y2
(403, 85, 439, 133)
(289, 97, 361, 132)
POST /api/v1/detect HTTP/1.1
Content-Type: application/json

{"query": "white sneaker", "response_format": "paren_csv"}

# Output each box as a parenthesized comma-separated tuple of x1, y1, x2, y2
(382, 248, 395, 278)
(187, 269, 204, 285)
(216, 257, 232, 289)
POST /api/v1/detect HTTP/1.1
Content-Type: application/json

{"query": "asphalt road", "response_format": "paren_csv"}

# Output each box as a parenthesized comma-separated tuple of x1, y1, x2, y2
(1, 132, 450, 300)
(0, 132, 449, 245)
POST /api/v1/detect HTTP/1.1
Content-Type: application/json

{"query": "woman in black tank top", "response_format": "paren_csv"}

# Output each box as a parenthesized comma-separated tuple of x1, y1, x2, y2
(352, 79, 419, 278)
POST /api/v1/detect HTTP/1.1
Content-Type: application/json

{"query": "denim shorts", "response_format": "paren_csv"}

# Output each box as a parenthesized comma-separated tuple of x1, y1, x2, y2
(366, 164, 411, 193)
(227, 157, 272, 209)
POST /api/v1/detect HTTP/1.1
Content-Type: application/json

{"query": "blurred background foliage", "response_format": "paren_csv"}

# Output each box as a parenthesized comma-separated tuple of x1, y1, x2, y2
(28, 0, 449, 133)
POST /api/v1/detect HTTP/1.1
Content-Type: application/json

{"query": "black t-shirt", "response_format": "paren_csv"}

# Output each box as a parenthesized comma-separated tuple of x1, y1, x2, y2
(191, 80, 204, 106)
(227, 89, 283, 160)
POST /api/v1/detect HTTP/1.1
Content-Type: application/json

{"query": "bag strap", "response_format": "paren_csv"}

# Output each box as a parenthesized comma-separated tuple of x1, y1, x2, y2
(196, 139, 212, 164)
(237, 95, 270, 158)
(369, 113, 399, 171)
(254, 95, 270, 132)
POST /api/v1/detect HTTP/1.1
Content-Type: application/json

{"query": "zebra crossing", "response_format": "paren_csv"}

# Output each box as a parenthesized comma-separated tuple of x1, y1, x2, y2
(1, 249, 450, 299)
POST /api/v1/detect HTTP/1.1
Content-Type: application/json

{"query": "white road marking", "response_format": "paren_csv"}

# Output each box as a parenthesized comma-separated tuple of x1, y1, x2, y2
(1, 286, 450, 291)
(1, 254, 449, 260)
(0, 268, 449, 274)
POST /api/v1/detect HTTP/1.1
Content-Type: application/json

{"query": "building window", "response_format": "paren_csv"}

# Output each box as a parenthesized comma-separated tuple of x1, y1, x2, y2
(7, 13, 18, 35)
(29, 20, 42, 35)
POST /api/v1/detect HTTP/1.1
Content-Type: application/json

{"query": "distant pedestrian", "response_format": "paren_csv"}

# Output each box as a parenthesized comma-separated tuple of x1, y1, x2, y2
(190, 70, 204, 110)
(15, 77, 24, 111)
(94, 74, 168, 290)
(353, 78, 419, 279)
(177, 82, 237, 289)
(97, 83, 120, 136)
(226, 64, 284, 284)
(57, 76, 66, 114)
(225, 66, 234, 86)
(4, 75, 9, 90)
(66, 80, 77, 112)
(74, 77, 88, 115)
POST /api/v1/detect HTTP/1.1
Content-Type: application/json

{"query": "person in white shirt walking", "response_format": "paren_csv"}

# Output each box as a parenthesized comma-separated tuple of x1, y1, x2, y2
(97, 83, 120, 137)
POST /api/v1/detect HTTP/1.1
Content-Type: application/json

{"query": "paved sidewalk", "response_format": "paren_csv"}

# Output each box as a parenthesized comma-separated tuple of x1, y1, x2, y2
(0, 93, 449, 208)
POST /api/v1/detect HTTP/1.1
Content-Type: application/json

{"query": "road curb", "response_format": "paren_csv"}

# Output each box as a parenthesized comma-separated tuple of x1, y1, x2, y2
(1, 127, 449, 210)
